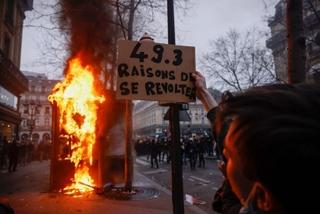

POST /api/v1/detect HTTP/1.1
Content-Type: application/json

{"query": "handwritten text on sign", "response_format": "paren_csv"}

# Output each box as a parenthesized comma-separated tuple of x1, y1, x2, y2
(116, 40, 196, 102)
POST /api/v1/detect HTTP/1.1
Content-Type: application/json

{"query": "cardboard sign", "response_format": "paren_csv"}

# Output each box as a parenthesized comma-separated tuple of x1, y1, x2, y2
(116, 40, 196, 102)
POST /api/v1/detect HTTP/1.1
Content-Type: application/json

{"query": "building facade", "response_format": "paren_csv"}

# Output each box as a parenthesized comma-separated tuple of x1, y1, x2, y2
(0, 0, 33, 142)
(19, 72, 58, 143)
(267, 0, 320, 82)
(133, 88, 221, 138)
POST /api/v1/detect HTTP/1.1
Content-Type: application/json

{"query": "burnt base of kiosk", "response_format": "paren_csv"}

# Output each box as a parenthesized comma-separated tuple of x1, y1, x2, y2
(50, 100, 127, 192)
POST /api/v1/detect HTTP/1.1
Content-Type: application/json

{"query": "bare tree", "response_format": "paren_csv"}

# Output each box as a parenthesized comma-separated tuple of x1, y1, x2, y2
(201, 29, 278, 92)
(113, 0, 190, 40)
(22, 1, 66, 77)
(23, 0, 190, 78)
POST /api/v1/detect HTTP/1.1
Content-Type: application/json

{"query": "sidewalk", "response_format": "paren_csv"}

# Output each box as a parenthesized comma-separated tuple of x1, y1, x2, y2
(0, 161, 208, 214)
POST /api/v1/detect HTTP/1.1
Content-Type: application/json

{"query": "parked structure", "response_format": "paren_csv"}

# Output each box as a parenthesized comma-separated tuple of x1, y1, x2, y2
(0, 0, 33, 141)
(267, 0, 320, 82)
(19, 72, 58, 143)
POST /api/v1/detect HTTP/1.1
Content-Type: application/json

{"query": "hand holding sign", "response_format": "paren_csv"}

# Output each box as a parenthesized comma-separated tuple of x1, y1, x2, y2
(116, 40, 196, 103)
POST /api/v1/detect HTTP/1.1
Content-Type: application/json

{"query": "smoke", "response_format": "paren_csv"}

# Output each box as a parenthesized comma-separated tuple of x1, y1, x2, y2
(58, 0, 114, 73)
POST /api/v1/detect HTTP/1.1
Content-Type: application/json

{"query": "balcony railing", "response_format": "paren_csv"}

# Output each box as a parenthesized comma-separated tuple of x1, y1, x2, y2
(0, 49, 28, 93)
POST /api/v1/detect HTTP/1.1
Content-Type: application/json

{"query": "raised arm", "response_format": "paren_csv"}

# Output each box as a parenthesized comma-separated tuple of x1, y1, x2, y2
(192, 71, 218, 112)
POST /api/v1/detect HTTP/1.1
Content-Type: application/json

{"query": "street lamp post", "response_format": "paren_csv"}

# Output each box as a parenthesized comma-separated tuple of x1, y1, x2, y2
(167, 0, 184, 213)
(27, 117, 35, 141)
(26, 101, 39, 142)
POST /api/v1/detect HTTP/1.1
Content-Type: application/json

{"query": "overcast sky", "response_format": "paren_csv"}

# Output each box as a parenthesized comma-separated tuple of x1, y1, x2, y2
(20, 0, 276, 80)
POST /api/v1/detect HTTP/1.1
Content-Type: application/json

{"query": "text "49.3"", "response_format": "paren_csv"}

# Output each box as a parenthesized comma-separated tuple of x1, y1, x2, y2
(130, 42, 183, 66)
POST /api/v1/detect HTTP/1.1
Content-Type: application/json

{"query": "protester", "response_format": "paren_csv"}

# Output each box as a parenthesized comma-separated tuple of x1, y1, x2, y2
(0, 136, 9, 170)
(192, 71, 241, 213)
(38, 139, 45, 162)
(8, 138, 19, 172)
(150, 139, 159, 168)
(192, 71, 320, 213)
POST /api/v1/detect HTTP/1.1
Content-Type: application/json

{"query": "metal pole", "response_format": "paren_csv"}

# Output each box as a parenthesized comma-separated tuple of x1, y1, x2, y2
(50, 101, 59, 190)
(167, 0, 184, 213)
(29, 105, 34, 142)
(124, 100, 133, 191)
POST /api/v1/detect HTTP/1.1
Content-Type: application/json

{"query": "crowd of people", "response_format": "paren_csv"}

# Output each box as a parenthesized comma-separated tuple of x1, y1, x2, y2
(134, 135, 217, 170)
(0, 137, 51, 172)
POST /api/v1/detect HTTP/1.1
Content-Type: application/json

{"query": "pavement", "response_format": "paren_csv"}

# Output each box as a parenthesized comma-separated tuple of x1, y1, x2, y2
(0, 161, 210, 214)
(135, 155, 223, 214)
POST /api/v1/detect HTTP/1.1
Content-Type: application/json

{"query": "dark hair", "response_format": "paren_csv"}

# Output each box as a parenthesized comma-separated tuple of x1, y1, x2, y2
(217, 83, 320, 213)
(211, 90, 235, 160)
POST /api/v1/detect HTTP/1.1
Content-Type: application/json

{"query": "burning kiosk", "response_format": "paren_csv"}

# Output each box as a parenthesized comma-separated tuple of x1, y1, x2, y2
(49, 55, 130, 194)
(48, 0, 130, 195)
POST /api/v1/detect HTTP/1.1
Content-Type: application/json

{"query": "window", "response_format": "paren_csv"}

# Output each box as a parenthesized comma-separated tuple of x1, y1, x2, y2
(45, 107, 50, 114)
(35, 106, 40, 115)
(23, 119, 27, 127)
(24, 107, 29, 114)
(45, 118, 50, 127)
(42, 86, 46, 93)
(31, 86, 35, 92)
(39, 95, 44, 101)
(5, 0, 15, 26)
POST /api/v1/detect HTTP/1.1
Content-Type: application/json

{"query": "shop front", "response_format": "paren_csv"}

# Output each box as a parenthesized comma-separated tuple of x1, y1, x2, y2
(0, 85, 21, 142)
(0, 50, 29, 142)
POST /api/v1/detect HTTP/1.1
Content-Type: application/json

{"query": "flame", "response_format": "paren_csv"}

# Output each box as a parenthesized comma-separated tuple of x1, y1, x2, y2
(49, 56, 104, 195)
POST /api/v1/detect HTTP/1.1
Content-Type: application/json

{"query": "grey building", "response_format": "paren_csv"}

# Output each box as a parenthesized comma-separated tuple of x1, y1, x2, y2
(267, 0, 320, 82)
(133, 88, 221, 138)
(19, 72, 59, 143)
(0, 0, 33, 142)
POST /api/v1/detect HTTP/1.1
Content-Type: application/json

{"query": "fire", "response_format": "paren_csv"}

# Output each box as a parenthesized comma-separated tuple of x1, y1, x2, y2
(49, 56, 105, 194)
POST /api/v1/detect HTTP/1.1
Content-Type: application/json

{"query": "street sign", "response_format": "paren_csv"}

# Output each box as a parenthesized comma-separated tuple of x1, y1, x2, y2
(116, 40, 196, 102)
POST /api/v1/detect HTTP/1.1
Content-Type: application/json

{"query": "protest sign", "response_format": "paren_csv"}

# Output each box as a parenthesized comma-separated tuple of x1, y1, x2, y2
(116, 40, 196, 103)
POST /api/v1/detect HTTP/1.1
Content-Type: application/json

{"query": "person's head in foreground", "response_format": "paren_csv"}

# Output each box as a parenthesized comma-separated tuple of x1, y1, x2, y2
(216, 83, 320, 214)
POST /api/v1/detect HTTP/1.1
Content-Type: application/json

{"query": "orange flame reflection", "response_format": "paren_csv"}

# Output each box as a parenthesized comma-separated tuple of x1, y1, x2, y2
(49, 57, 105, 195)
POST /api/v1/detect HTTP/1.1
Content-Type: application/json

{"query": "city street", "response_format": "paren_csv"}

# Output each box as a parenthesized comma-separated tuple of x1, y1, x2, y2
(0, 159, 221, 214)
(0, 0, 317, 214)
(135, 156, 224, 214)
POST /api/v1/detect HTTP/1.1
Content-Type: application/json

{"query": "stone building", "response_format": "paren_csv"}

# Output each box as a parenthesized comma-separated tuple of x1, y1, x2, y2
(267, 0, 320, 82)
(19, 72, 59, 143)
(0, 0, 33, 142)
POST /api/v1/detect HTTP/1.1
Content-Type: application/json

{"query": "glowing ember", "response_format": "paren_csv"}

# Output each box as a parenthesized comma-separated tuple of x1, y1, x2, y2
(49, 56, 105, 195)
